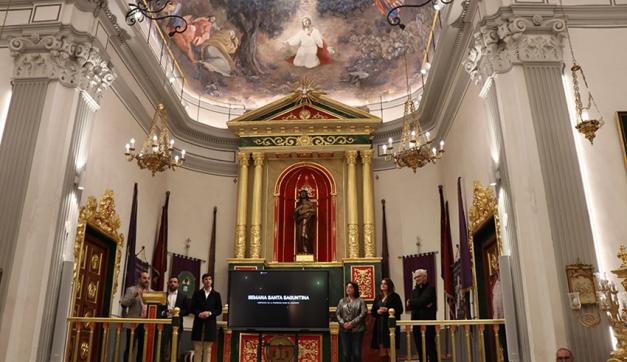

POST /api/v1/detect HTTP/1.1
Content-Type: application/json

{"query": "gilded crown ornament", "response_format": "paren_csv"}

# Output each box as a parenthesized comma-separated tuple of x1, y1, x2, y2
(124, 104, 185, 176)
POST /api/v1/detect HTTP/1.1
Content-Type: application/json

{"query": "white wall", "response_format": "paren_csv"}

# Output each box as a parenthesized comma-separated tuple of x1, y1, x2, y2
(165, 168, 237, 297)
(373, 165, 442, 317)
(82, 89, 167, 315)
(566, 27, 627, 278)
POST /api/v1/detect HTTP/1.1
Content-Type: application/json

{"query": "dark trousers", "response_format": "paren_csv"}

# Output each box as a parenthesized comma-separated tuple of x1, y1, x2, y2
(340, 331, 364, 362)
(161, 325, 182, 362)
(412, 325, 437, 362)
(124, 324, 145, 362)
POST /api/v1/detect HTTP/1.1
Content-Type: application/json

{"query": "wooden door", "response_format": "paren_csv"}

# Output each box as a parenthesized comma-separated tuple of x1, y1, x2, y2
(67, 226, 115, 362)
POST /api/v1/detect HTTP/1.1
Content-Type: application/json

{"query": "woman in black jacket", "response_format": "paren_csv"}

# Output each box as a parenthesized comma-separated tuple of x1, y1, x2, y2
(370, 277, 403, 359)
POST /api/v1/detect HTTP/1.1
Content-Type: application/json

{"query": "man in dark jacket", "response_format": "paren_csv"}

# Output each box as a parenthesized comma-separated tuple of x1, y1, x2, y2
(190, 273, 222, 362)
(407, 269, 437, 361)
(160, 275, 189, 361)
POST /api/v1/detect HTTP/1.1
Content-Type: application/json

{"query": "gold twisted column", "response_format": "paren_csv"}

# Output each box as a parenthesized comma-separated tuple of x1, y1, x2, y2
(249, 152, 264, 258)
(346, 150, 359, 258)
(361, 149, 375, 257)
(234, 152, 249, 258)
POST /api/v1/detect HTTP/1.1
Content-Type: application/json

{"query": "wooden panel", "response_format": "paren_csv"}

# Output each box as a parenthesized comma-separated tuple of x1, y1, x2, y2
(67, 228, 113, 362)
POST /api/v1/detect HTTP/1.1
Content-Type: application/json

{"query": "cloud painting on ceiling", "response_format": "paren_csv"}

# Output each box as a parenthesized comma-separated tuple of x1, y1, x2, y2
(162, 0, 436, 109)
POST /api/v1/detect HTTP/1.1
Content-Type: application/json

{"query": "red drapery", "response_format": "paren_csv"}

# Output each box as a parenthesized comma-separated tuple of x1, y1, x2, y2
(273, 163, 336, 262)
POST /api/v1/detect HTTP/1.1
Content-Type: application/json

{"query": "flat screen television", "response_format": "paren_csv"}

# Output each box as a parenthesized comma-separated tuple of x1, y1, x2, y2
(228, 270, 329, 331)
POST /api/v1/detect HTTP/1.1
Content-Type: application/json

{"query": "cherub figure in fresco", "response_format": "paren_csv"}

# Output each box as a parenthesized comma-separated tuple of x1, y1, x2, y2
(197, 29, 240, 76)
(284, 16, 333, 69)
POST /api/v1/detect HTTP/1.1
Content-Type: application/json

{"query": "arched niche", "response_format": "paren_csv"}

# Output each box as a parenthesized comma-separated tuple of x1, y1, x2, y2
(273, 162, 337, 262)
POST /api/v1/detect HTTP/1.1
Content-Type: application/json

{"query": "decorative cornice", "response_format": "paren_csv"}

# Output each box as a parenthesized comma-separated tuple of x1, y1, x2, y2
(464, 14, 566, 86)
(74, 0, 130, 44)
(9, 31, 116, 103)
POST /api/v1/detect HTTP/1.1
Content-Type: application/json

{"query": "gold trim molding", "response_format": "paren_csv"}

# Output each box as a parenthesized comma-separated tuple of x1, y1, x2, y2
(72, 190, 124, 314)
(468, 181, 502, 255)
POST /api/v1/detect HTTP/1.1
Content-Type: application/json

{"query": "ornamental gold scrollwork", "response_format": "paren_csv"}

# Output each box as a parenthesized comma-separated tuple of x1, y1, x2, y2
(468, 181, 502, 255)
(252, 135, 356, 147)
(234, 225, 247, 259)
(351, 266, 374, 300)
(80, 342, 89, 360)
(363, 224, 376, 257)
(347, 224, 360, 258)
(72, 190, 124, 316)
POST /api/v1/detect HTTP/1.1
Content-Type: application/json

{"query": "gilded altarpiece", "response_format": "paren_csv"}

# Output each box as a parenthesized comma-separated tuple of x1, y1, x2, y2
(226, 83, 382, 361)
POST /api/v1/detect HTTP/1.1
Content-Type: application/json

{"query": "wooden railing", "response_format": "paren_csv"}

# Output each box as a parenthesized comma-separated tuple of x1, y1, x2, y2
(66, 309, 180, 362)
(388, 309, 506, 362)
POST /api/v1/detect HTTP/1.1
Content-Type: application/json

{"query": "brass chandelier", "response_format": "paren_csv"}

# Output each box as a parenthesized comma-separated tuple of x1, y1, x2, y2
(382, 97, 444, 172)
(124, 104, 185, 176)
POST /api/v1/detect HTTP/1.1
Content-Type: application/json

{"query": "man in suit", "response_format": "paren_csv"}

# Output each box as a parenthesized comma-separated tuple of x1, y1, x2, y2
(407, 269, 437, 361)
(190, 273, 222, 362)
(121, 271, 151, 362)
(161, 275, 189, 361)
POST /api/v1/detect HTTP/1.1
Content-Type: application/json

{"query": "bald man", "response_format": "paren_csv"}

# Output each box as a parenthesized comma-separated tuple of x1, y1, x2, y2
(556, 348, 574, 361)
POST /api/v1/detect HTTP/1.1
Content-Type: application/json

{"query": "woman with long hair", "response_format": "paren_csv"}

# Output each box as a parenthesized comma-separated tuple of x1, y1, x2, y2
(336, 281, 367, 361)
(370, 277, 403, 360)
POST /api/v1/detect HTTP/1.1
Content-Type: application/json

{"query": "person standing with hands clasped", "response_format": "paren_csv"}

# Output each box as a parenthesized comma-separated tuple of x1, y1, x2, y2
(407, 269, 437, 361)
(336, 281, 367, 361)
(190, 273, 222, 362)
(371, 278, 403, 361)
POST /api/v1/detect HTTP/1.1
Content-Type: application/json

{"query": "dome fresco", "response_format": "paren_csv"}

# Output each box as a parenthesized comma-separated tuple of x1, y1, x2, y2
(162, 0, 438, 110)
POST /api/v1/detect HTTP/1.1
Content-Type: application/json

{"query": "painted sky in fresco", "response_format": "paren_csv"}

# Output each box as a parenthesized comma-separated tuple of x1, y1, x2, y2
(163, 0, 436, 108)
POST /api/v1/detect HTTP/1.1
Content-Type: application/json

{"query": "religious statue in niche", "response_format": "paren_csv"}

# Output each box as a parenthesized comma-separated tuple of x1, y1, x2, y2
(294, 188, 317, 255)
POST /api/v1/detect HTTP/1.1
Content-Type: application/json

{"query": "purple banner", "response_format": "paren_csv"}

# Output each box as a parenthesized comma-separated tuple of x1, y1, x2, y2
(171, 254, 201, 299)
(402, 252, 436, 310)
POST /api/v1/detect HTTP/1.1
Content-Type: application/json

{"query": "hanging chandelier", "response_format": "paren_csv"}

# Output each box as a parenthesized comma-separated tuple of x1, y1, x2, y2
(381, 97, 444, 172)
(570, 63, 603, 144)
(124, 104, 186, 176)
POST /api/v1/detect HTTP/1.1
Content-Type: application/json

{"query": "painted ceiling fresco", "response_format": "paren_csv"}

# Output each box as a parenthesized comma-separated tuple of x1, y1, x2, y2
(163, 0, 436, 109)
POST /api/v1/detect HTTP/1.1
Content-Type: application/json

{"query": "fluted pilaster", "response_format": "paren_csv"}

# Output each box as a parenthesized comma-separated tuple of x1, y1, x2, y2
(234, 152, 249, 258)
(346, 150, 359, 258)
(361, 149, 376, 258)
(465, 12, 610, 361)
(249, 152, 264, 259)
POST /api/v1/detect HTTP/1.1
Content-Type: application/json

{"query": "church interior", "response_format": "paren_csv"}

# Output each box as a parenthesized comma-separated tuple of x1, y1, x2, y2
(0, 0, 626, 361)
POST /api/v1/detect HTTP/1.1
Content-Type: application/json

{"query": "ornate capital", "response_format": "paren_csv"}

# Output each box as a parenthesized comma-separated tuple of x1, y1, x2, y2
(237, 152, 250, 166)
(360, 149, 373, 165)
(9, 32, 116, 104)
(346, 150, 358, 165)
(252, 152, 264, 167)
(464, 14, 566, 86)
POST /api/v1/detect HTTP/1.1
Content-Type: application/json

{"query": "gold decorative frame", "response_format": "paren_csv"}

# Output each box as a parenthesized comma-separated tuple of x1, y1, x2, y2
(566, 263, 597, 305)
(468, 181, 502, 318)
(71, 190, 124, 314)
(468, 181, 502, 256)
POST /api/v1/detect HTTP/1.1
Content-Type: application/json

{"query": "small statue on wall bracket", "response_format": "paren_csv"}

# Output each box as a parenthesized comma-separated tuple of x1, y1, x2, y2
(294, 189, 317, 257)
